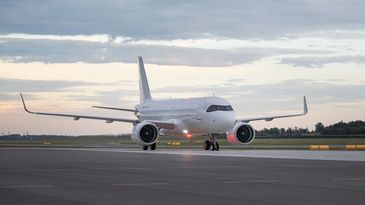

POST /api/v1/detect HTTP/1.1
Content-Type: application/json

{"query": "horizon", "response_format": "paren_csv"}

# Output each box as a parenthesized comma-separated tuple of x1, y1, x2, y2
(1, 119, 363, 136)
(1, 1, 364, 135)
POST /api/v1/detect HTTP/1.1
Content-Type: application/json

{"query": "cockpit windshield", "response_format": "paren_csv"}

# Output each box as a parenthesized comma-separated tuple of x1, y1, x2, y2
(206, 105, 233, 112)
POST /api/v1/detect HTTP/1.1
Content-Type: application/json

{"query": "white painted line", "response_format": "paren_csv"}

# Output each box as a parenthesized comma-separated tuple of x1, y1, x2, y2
(279, 165, 313, 168)
(5, 148, 365, 162)
(105, 149, 365, 162)
(224, 180, 278, 184)
(248, 180, 278, 183)
(112, 182, 168, 186)
(26, 168, 82, 172)
(0, 185, 53, 189)
(92, 167, 153, 171)
(332, 177, 365, 181)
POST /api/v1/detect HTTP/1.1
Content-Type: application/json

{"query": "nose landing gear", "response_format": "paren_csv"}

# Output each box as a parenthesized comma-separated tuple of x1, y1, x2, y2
(213, 141, 220, 151)
(203, 135, 220, 151)
(204, 140, 210, 150)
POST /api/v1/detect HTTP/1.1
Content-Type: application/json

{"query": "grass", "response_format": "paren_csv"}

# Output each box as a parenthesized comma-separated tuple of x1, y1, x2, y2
(1, 135, 364, 149)
(248, 138, 365, 146)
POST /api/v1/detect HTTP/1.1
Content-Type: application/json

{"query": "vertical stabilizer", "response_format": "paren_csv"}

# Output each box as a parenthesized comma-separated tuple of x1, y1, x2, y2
(138, 56, 152, 103)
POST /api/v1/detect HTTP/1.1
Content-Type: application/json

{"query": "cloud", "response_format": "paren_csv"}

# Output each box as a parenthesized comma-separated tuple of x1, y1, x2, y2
(154, 79, 365, 113)
(0, 33, 111, 43)
(279, 55, 365, 68)
(0, 1, 363, 67)
(0, 93, 19, 101)
(287, 29, 365, 40)
(0, 37, 331, 66)
(66, 89, 139, 106)
(1, 0, 364, 39)
(0, 78, 140, 109)
(0, 38, 263, 66)
(0, 78, 96, 93)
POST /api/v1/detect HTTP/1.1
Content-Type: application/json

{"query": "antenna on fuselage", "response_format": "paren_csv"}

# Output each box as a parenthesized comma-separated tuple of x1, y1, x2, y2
(138, 56, 153, 103)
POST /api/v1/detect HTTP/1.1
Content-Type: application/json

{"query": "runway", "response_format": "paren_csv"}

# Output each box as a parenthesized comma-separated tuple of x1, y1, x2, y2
(1, 148, 365, 205)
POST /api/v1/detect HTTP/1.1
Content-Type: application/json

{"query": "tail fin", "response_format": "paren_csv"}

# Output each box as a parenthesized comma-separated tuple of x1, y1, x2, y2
(138, 56, 152, 103)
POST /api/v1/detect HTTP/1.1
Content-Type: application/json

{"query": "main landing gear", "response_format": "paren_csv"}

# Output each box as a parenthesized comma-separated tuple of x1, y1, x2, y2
(142, 143, 157, 151)
(203, 136, 220, 151)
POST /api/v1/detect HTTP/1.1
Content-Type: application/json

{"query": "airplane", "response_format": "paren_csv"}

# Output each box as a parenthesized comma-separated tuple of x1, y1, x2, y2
(20, 56, 308, 151)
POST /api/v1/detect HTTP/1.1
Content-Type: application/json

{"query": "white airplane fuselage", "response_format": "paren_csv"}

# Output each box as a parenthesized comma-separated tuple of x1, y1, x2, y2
(136, 96, 236, 137)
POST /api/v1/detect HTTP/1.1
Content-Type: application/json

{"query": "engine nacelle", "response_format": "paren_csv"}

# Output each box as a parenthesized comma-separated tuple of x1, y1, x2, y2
(131, 122, 159, 146)
(226, 123, 255, 145)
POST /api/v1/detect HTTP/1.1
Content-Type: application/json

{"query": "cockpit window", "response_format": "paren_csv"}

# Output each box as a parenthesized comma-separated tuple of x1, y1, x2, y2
(206, 105, 233, 112)
(207, 105, 217, 112)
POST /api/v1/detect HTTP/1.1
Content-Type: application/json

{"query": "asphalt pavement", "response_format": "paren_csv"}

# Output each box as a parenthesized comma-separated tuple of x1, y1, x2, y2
(1, 148, 364, 205)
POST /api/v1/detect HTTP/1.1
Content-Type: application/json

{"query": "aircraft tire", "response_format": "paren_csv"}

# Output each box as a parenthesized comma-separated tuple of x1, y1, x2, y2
(211, 142, 216, 151)
(204, 140, 210, 150)
(215, 142, 220, 151)
(150, 143, 156, 150)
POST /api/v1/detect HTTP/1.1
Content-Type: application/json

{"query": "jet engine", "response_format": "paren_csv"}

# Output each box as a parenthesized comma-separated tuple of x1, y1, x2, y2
(131, 122, 159, 145)
(226, 122, 255, 145)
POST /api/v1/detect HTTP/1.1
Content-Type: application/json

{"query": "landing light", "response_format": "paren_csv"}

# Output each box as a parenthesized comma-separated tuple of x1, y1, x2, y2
(183, 129, 188, 134)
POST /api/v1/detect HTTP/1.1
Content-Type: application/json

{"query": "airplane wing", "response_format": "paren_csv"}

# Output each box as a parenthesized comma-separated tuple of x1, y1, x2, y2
(20, 93, 137, 124)
(90, 107, 177, 129)
(91, 105, 138, 113)
(20, 93, 176, 129)
(239, 96, 308, 123)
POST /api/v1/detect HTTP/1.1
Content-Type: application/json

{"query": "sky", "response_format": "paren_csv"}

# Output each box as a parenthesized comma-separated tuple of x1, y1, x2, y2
(0, 0, 364, 135)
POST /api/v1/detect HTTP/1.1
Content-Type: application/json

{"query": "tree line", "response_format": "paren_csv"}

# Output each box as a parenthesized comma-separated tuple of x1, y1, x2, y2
(256, 120, 365, 136)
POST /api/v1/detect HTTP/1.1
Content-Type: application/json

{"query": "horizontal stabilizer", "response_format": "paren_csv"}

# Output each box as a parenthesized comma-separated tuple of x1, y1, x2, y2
(92, 106, 138, 113)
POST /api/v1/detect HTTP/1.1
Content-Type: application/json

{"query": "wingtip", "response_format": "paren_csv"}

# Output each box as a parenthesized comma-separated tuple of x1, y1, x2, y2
(138, 56, 144, 66)
(19, 93, 31, 113)
(20, 92, 24, 104)
(303, 95, 308, 114)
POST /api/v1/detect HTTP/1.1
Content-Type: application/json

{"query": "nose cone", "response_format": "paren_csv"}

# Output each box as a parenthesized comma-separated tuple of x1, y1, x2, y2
(210, 112, 236, 133)
(204, 96, 236, 133)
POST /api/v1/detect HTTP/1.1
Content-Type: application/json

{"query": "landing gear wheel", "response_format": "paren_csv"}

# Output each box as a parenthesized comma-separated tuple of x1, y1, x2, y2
(215, 142, 220, 151)
(142, 145, 148, 150)
(204, 140, 211, 150)
(211, 142, 216, 151)
(150, 143, 156, 150)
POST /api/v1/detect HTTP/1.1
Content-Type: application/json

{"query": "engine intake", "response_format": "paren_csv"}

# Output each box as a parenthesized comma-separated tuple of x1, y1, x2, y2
(226, 123, 255, 145)
(131, 122, 159, 145)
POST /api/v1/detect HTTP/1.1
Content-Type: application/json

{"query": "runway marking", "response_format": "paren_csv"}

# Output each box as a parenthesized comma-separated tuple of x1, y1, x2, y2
(0, 185, 53, 189)
(223, 180, 278, 184)
(92, 167, 154, 171)
(112, 182, 169, 186)
(332, 177, 365, 181)
(4, 147, 365, 162)
(81, 148, 365, 162)
(279, 165, 313, 168)
(26, 168, 83, 172)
